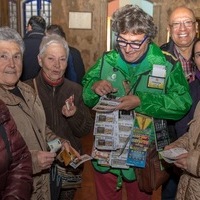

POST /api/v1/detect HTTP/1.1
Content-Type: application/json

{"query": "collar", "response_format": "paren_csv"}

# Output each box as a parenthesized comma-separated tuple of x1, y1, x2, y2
(42, 71, 64, 87)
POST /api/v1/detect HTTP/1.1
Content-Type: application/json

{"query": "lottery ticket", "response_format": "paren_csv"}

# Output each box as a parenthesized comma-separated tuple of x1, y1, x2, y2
(47, 138, 62, 153)
(159, 147, 188, 163)
(70, 154, 92, 169)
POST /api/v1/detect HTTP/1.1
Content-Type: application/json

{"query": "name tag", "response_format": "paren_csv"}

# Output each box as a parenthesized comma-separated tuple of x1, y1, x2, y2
(148, 76, 165, 89)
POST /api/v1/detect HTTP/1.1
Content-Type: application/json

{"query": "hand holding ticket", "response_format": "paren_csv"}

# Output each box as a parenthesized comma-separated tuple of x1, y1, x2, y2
(62, 94, 76, 117)
(159, 147, 188, 163)
(65, 95, 74, 110)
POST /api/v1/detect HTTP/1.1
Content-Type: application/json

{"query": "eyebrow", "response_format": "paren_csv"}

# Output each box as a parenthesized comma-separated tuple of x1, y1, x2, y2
(117, 35, 143, 42)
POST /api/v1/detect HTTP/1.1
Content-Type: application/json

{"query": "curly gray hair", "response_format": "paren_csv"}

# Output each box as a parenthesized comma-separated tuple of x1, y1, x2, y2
(111, 4, 157, 40)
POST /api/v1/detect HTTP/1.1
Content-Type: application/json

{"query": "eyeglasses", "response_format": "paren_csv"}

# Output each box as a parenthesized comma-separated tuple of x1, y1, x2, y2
(116, 35, 148, 49)
(169, 20, 196, 29)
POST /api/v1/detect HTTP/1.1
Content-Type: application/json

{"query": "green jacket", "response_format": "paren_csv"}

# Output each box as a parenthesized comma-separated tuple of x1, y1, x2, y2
(82, 42, 192, 188)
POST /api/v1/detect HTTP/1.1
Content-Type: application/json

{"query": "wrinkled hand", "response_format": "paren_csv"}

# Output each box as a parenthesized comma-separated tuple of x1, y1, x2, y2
(62, 141, 81, 159)
(115, 94, 140, 110)
(174, 153, 188, 171)
(62, 95, 77, 117)
(92, 80, 117, 96)
(37, 151, 56, 170)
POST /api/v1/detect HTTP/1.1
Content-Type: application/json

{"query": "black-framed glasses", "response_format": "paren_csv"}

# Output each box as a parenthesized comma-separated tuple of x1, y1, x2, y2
(169, 20, 196, 29)
(116, 35, 148, 49)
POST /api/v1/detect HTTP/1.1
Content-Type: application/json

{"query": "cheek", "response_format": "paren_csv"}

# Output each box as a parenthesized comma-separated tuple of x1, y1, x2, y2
(195, 59, 200, 69)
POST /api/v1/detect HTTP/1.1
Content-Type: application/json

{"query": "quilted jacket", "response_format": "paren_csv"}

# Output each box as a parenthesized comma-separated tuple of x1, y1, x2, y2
(0, 99, 32, 199)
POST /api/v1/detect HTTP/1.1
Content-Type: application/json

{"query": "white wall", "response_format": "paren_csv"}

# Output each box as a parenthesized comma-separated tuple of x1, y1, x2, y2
(119, 0, 153, 16)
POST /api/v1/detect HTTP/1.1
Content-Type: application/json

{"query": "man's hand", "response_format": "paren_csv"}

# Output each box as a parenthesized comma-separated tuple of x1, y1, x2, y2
(115, 94, 140, 110)
(92, 80, 117, 96)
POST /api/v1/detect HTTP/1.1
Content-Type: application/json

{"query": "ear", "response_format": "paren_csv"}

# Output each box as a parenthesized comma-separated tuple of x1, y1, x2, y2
(38, 56, 42, 67)
(196, 22, 199, 34)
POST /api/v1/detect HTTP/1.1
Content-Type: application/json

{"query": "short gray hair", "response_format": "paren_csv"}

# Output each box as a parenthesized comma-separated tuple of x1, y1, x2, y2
(39, 34, 69, 60)
(0, 27, 24, 53)
(111, 4, 157, 40)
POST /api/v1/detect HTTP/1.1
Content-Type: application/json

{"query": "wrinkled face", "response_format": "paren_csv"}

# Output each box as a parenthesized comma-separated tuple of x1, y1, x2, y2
(38, 43, 67, 81)
(168, 7, 197, 48)
(194, 41, 200, 71)
(116, 33, 149, 63)
(0, 41, 22, 89)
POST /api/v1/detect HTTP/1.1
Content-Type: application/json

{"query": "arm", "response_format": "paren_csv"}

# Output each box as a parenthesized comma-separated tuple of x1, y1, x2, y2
(82, 57, 103, 107)
(62, 85, 94, 138)
(3, 115, 32, 200)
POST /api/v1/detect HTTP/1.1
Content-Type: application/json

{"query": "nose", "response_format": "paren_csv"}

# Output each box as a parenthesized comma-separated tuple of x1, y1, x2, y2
(125, 44, 132, 52)
(179, 22, 187, 30)
(8, 57, 15, 68)
(53, 59, 61, 68)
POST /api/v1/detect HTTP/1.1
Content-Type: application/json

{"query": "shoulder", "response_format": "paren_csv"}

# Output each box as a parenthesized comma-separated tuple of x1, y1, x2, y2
(162, 50, 178, 64)
(18, 81, 37, 95)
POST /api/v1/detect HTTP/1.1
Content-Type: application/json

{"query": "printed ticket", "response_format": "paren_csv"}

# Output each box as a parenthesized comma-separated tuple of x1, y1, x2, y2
(159, 147, 188, 163)
(69, 154, 92, 169)
(47, 138, 62, 153)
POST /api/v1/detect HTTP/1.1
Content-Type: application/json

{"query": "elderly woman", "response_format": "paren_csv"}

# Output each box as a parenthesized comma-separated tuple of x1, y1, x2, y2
(82, 4, 192, 200)
(0, 27, 80, 200)
(26, 34, 93, 199)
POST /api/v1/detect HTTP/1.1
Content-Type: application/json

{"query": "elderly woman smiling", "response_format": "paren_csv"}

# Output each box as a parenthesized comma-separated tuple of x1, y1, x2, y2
(0, 27, 80, 200)
(26, 34, 93, 200)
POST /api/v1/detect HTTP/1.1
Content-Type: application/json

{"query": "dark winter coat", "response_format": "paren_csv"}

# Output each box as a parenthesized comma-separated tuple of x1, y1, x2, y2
(21, 30, 45, 81)
(26, 71, 93, 153)
(0, 99, 32, 199)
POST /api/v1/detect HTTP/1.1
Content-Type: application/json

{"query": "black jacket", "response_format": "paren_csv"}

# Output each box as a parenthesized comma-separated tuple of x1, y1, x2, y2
(21, 30, 45, 81)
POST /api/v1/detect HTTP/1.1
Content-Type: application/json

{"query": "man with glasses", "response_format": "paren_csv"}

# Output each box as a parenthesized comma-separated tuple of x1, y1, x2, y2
(161, 6, 198, 83)
(82, 4, 191, 200)
(160, 6, 198, 200)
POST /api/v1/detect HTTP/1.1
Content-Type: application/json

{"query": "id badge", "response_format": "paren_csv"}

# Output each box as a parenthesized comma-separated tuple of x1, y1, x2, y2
(148, 75, 165, 90)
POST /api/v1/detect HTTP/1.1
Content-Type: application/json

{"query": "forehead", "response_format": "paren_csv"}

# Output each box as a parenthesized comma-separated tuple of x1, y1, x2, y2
(0, 41, 21, 52)
(194, 41, 200, 50)
(169, 8, 195, 22)
(45, 43, 66, 53)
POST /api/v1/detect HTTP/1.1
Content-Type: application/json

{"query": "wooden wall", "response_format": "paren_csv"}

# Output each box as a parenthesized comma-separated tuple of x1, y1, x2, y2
(1, 0, 200, 72)
(152, 0, 200, 45)
(51, 0, 108, 71)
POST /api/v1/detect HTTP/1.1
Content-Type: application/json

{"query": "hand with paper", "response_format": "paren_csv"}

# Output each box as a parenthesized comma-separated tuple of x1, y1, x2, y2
(159, 147, 188, 164)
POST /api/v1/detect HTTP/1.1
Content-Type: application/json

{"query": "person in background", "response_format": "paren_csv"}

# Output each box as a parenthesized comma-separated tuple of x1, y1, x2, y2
(160, 6, 198, 200)
(164, 100, 200, 199)
(175, 38, 200, 137)
(21, 15, 46, 81)
(161, 6, 198, 83)
(0, 26, 80, 200)
(46, 24, 85, 84)
(82, 4, 192, 200)
(26, 34, 93, 200)
(0, 99, 32, 199)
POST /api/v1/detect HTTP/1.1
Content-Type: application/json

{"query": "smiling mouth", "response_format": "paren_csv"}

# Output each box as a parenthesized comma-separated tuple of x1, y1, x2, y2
(5, 71, 16, 74)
